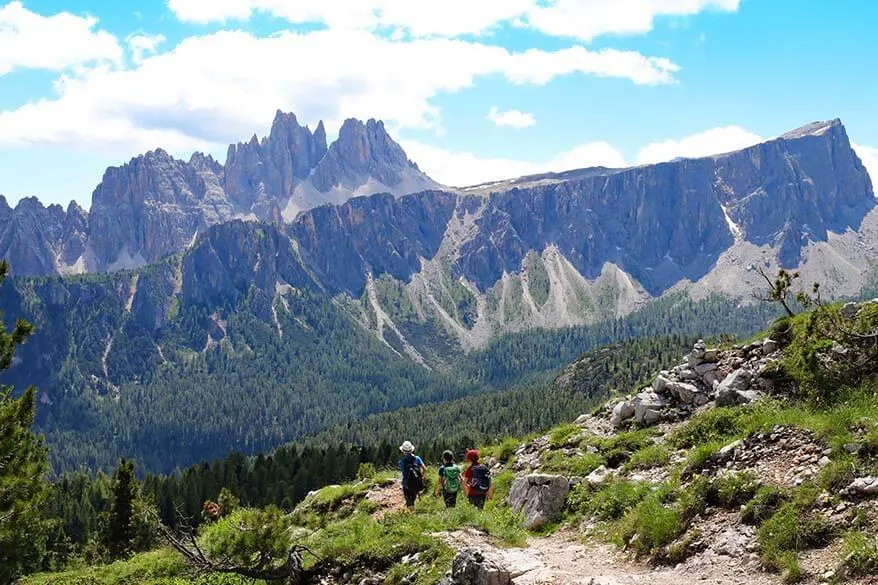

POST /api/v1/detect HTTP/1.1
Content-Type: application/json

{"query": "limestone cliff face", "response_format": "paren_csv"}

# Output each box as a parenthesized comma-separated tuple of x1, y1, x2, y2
(87, 148, 232, 271)
(0, 118, 874, 349)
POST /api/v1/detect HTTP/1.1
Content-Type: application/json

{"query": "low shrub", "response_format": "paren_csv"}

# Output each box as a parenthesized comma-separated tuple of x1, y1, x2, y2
(614, 495, 682, 557)
(742, 486, 787, 525)
(571, 481, 652, 521)
(709, 471, 759, 508)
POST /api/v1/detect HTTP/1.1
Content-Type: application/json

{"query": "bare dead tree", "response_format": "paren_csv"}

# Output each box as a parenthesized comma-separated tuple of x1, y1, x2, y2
(156, 508, 314, 584)
(752, 266, 799, 318)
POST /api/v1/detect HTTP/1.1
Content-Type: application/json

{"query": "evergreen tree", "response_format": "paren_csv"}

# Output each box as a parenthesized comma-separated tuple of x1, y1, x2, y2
(0, 258, 47, 585)
(106, 458, 136, 559)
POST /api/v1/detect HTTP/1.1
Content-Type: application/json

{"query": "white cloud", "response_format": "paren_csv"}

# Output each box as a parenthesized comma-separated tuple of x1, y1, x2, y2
(0, 28, 679, 155)
(167, 0, 741, 42)
(487, 106, 535, 128)
(167, 0, 534, 36)
(0, 1, 121, 76)
(636, 125, 762, 165)
(127, 33, 166, 63)
(401, 140, 626, 187)
(527, 0, 741, 42)
(853, 143, 878, 189)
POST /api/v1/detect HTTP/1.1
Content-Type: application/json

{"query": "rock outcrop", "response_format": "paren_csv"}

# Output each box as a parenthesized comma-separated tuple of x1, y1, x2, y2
(607, 337, 782, 429)
(440, 549, 512, 585)
(508, 474, 570, 530)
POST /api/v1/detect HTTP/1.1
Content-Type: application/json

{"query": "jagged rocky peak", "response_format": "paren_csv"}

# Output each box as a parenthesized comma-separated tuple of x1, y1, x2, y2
(309, 117, 439, 195)
(223, 110, 328, 212)
(88, 148, 234, 272)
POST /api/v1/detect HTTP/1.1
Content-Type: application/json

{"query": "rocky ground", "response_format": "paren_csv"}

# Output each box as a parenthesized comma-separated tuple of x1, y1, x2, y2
(440, 302, 878, 585)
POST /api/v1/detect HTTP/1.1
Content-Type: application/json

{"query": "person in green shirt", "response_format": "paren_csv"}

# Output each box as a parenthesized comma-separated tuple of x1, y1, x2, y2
(435, 450, 462, 508)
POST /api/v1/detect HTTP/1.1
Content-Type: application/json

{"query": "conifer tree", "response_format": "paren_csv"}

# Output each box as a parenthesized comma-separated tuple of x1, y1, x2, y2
(0, 259, 47, 585)
(106, 458, 136, 559)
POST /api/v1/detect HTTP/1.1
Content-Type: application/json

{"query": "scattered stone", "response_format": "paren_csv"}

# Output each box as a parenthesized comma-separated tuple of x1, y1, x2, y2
(717, 440, 744, 461)
(574, 414, 591, 426)
(818, 456, 831, 468)
(634, 391, 668, 425)
(845, 477, 878, 497)
(508, 475, 570, 530)
(586, 465, 613, 487)
(761, 338, 778, 355)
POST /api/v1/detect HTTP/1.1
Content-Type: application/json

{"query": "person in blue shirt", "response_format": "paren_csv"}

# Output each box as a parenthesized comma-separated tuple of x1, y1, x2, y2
(398, 441, 427, 510)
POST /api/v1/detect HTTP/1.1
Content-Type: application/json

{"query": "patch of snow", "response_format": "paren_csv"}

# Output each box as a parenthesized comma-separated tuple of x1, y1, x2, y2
(719, 203, 743, 240)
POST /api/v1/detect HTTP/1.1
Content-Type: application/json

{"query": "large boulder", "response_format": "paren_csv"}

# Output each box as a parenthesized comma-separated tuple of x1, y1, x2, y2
(715, 369, 754, 407)
(610, 400, 636, 428)
(634, 390, 669, 425)
(508, 474, 570, 530)
(446, 549, 511, 585)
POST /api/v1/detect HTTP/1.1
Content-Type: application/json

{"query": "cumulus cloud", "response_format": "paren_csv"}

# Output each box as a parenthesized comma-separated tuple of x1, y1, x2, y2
(167, 0, 741, 42)
(0, 1, 122, 75)
(127, 32, 166, 63)
(0, 28, 680, 154)
(487, 106, 535, 128)
(401, 140, 626, 187)
(636, 125, 762, 164)
(853, 143, 878, 189)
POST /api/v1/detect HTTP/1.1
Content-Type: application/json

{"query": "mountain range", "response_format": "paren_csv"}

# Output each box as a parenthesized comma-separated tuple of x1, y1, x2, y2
(0, 111, 876, 472)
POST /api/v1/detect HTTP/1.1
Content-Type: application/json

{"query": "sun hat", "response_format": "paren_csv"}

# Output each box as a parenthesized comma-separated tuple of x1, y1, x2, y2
(399, 441, 415, 454)
(466, 449, 480, 462)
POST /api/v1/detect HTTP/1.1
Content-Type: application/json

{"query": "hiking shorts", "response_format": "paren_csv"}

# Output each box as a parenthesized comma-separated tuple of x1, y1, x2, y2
(468, 494, 487, 509)
(403, 487, 418, 508)
(442, 490, 459, 508)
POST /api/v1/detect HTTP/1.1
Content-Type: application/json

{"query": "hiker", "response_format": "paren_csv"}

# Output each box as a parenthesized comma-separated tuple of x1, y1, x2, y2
(435, 450, 462, 508)
(462, 449, 493, 509)
(398, 441, 427, 509)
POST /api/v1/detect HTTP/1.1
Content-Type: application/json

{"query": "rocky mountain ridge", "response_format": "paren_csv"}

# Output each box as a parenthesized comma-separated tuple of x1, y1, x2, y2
(1, 118, 876, 361)
(1, 110, 438, 275)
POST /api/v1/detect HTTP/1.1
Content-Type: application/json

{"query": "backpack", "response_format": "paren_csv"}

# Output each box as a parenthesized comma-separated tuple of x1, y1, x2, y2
(443, 465, 461, 493)
(468, 464, 491, 495)
(403, 455, 425, 493)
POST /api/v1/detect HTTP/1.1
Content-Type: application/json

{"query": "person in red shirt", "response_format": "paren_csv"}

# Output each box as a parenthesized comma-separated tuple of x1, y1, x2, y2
(462, 449, 494, 509)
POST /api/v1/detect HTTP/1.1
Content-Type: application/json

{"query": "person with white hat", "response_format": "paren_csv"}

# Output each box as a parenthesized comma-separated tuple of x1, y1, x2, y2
(398, 440, 427, 509)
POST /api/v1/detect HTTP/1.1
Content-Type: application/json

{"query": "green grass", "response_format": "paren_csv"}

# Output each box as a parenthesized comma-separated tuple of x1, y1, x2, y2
(741, 486, 787, 526)
(613, 493, 682, 557)
(625, 444, 670, 471)
(570, 480, 652, 521)
(481, 437, 521, 463)
(548, 423, 582, 448)
(540, 450, 605, 477)
(709, 471, 759, 508)
(843, 531, 878, 577)
(757, 503, 835, 573)
(20, 549, 249, 585)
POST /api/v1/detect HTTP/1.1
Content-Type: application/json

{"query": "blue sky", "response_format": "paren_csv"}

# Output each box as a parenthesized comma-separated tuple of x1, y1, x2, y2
(0, 0, 876, 207)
